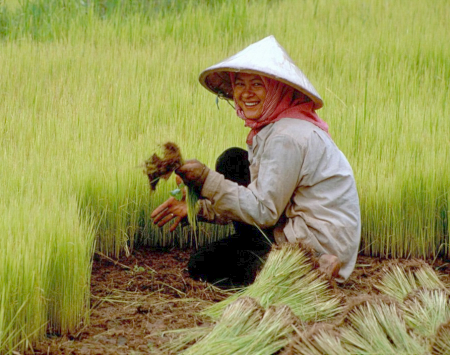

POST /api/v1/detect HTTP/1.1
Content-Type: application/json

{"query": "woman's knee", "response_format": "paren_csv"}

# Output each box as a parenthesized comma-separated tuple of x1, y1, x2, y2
(215, 147, 250, 186)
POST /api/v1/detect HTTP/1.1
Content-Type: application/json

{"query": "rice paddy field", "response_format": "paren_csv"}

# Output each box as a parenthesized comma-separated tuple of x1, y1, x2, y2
(0, 0, 449, 353)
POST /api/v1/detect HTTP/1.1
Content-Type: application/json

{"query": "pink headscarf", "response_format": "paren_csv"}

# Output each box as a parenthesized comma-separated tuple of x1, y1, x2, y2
(230, 73, 330, 145)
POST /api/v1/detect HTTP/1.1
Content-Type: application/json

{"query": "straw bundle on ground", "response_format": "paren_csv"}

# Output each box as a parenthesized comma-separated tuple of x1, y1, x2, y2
(289, 265, 450, 355)
(182, 297, 296, 355)
(202, 243, 341, 322)
(375, 263, 447, 301)
(432, 319, 450, 355)
(402, 289, 450, 338)
(290, 300, 426, 355)
(340, 301, 426, 354)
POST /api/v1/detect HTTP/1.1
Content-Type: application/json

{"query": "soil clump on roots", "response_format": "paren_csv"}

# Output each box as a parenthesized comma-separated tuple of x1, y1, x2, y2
(29, 248, 450, 354)
(144, 142, 184, 191)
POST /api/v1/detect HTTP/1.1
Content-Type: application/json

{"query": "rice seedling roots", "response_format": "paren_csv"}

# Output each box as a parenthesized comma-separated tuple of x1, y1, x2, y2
(144, 142, 184, 190)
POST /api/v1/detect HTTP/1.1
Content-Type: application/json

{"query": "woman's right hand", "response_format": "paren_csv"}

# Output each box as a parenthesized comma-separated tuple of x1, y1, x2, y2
(151, 196, 188, 232)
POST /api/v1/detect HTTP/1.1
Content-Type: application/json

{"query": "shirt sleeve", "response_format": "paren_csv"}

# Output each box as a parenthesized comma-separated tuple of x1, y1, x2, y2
(201, 135, 303, 228)
(197, 199, 233, 225)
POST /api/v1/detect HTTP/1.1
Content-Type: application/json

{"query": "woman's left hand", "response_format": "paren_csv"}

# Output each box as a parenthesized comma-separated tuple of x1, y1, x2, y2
(151, 196, 188, 232)
(175, 159, 210, 193)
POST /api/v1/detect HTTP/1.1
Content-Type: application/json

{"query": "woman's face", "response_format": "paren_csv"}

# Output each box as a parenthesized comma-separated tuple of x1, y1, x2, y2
(233, 73, 267, 120)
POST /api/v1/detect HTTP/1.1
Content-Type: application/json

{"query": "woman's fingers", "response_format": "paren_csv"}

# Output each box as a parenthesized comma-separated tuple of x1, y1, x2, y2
(169, 216, 184, 232)
(157, 213, 175, 228)
(151, 197, 188, 230)
(151, 198, 173, 219)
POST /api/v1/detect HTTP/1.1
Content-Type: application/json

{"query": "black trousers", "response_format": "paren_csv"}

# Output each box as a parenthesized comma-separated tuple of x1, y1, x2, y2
(188, 148, 274, 287)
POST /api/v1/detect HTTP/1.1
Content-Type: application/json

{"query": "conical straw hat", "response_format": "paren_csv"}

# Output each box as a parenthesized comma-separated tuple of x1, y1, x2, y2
(199, 35, 323, 109)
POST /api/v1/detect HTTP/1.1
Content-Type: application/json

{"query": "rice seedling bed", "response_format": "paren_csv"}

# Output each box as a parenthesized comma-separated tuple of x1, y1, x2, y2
(2, 0, 449, 352)
(26, 248, 450, 355)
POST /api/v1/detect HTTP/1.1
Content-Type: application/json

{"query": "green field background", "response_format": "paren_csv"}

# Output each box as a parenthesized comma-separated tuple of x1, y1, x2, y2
(1, 0, 449, 352)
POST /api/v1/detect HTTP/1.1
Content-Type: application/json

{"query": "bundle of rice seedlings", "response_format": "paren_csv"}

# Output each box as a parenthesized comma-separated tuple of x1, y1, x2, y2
(402, 289, 450, 338)
(202, 244, 341, 322)
(414, 266, 447, 290)
(183, 297, 296, 355)
(432, 319, 450, 355)
(163, 297, 262, 354)
(160, 325, 212, 354)
(246, 304, 297, 354)
(143, 142, 199, 232)
(339, 301, 426, 354)
(375, 264, 446, 301)
(287, 324, 347, 355)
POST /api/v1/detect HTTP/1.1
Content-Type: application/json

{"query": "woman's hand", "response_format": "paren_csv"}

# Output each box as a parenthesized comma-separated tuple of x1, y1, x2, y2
(151, 196, 188, 232)
(175, 159, 210, 194)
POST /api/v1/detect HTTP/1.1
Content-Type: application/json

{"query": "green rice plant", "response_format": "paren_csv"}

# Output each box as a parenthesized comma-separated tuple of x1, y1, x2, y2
(289, 300, 427, 355)
(432, 320, 450, 355)
(289, 327, 347, 355)
(0, 295, 30, 355)
(339, 301, 426, 354)
(1, 0, 449, 351)
(402, 289, 450, 339)
(375, 264, 446, 301)
(183, 297, 295, 355)
(0, 190, 95, 353)
(143, 142, 201, 238)
(291, 271, 450, 355)
(2, 0, 448, 258)
(415, 266, 448, 290)
(203, 244, 341, 322)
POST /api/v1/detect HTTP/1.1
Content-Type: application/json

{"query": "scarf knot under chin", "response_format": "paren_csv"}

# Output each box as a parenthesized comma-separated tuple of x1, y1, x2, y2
(230, 74, 329, 145)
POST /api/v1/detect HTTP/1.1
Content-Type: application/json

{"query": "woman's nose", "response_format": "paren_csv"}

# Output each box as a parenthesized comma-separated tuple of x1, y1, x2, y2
(241, 85, 254, 98)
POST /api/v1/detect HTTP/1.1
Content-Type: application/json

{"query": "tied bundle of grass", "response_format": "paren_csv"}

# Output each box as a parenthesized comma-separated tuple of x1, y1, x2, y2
(143, 142, 199, 232)
(375, 264, 447, 301)
(183, 297, 296, 355)
(432, 320, 450, 355)
(287, 325, 345, 355)
(338, 301, 426, 354)
(290, 299, 427, 355)
(402, 289, 450, 338)
(290, 266, 450, 355)
(202, 243, 341, 322)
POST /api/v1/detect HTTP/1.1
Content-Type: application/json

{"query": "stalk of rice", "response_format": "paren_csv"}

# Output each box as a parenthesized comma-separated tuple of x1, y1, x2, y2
(143, 142, 199, 233)
(402, 289, 450, 338)
(183, 298, 296, 355)
(182, 297, 263, 355)
(288, 326, 347, 355)
(375, 264, 446, 301)
(414, 267, 447, 290)
(432, 320, 450, 355)
(161, 326, 212, 354)
(185, 186, 200, 235)
(339, 301, 426, 354)
(202, 243, 341, 322)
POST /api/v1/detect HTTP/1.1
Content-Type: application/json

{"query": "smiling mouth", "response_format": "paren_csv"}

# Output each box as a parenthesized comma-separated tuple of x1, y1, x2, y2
(244, 102, 259, 107)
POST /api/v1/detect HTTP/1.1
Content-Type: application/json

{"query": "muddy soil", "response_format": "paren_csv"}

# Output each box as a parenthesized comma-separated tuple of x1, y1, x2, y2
(29, 247, 450, 355)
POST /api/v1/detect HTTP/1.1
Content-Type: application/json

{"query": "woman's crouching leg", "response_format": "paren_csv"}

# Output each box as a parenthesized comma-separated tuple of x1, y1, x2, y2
(188, 234, 271, 288)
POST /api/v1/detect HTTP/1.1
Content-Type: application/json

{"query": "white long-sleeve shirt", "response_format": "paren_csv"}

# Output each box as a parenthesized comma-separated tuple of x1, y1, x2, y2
(199, 118, 361, 281)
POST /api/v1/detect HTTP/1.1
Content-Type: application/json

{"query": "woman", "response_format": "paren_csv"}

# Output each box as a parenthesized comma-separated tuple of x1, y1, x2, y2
(151, 36, 361, 286)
